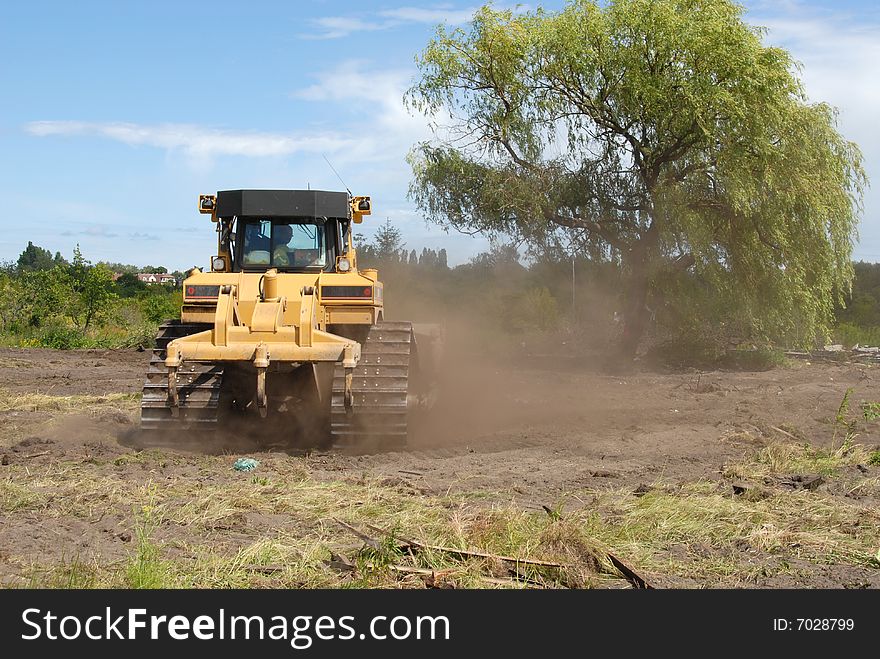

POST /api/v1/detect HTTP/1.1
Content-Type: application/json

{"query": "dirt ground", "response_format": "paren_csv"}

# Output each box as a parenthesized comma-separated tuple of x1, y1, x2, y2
(1, 346, 879, 588)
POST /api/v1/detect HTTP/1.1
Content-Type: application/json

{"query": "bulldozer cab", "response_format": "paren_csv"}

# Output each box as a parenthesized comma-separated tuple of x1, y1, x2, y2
(239, 218, 337, 272)
(206, 189, 356, 275)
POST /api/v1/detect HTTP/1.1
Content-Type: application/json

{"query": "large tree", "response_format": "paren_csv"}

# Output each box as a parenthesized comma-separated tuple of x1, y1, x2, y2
(17, 241, 65, 272)
(407, 0, 866, 356)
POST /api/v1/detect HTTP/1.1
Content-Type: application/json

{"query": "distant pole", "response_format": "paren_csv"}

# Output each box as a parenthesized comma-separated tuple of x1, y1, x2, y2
(571, 256, 576, 323)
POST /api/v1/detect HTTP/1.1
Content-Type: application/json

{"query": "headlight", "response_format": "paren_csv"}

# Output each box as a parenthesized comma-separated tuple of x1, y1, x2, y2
(337, 258, 351, 272)
(212, 256, 226, 271)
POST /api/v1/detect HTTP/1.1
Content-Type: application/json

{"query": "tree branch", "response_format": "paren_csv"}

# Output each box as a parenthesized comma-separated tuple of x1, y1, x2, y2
(544, 210, 630, 252)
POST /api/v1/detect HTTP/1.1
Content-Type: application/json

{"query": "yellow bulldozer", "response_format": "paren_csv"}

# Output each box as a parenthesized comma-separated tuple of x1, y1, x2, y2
(140, 189, 439, 449)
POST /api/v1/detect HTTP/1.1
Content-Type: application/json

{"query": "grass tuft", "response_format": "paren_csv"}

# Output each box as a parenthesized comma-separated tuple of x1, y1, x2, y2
(0, 389, 138, 413)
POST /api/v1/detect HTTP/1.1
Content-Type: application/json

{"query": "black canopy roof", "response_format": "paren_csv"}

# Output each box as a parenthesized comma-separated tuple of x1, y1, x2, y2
(215, 190, 349, 219)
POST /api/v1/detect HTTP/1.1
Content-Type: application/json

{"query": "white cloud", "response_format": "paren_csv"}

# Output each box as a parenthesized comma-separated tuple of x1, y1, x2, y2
(306, 16, 394, 40)
(291, 60, 432, 167)
(293, 60, 409, 108)
(23, 60, 431, 177)
(303, 4, 531, 40)
(24, 121, 354, 159)
(378, 6, 480, 24)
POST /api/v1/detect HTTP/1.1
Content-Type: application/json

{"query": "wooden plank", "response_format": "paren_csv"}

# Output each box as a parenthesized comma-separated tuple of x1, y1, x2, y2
(363, 522, 565, 568)
(333, 518, 382, 550)
(769, 425, 800, 442)
(606, 551, 655, 589)
(240, 564, 283, 574)
(360, 521, 656, 589)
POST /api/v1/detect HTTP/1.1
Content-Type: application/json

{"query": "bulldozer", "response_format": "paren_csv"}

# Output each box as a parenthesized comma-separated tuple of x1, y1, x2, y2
(140, 189, 438, 449)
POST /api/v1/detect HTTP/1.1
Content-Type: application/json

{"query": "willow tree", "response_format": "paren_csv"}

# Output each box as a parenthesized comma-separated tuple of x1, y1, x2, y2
(407, 0, 865, 356)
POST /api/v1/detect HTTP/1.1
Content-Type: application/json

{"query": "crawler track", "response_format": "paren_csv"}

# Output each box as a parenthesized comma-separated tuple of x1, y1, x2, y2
(140, 320, 224, 430)
(329, 321, 416, 449)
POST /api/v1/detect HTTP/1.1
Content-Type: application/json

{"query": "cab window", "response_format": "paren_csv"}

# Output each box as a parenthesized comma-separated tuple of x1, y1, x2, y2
(241, 220, 328, 269)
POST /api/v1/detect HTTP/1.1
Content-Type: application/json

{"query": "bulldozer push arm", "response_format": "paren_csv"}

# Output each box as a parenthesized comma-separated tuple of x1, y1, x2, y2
(164, 269, 360, 418)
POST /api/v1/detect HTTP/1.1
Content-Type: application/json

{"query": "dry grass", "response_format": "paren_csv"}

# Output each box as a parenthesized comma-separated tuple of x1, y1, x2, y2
(4, 435, 879, 589)
(724, 438, 873, 480)
(0, 389, 138, 413)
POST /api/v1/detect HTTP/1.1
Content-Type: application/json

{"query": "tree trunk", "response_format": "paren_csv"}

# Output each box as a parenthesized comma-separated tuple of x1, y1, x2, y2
(618, 258, 651, 360)
(616, 226, 658, 362)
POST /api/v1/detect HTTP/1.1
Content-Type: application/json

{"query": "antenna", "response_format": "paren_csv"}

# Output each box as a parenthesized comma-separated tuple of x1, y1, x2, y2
(322, 153, 352, 196)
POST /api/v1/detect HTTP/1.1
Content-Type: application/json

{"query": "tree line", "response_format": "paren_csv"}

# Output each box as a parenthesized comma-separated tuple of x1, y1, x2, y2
(2, 232, 879, 359)
(0, 242, 180, 349)
(355, 220, 448, 268)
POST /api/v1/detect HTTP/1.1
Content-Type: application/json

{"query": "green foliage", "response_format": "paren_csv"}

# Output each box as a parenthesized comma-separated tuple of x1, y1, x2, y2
(99, 261, 141, 276)
(355, 220, 451, 272)
(646, 333, 722, 369)
(38, 323, 87, 349)
(0, 266, 73, 332)
(372, 219, 405, 261)
(141, 290, 182, 323)
(717, 348, 787, 371)
(837, 262, 880, 326)
(5, 224, 876, 368)
(126, 487, 171, 588)
(860, 401, 880, 423)
(504, 286, 560, 332)
(0, 243, 179, 349)
(69, 246, 117, 331)
(832, 322, 880, 348)
(646, 334, 786, 371)
(16, 241, 66, 272)
(407, 0, 866, 352)
(115, 272, 148, 297)
(833, 262, 880, 347)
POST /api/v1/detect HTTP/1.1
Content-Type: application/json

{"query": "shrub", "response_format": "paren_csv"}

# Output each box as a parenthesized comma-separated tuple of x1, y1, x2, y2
(833, 322, 880, 348)
(37, 324, 86, 349)
(140, 291, 181, 323)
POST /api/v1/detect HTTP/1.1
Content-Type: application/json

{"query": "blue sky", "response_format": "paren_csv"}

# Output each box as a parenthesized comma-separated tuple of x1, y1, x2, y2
(1, 0, 878, 270)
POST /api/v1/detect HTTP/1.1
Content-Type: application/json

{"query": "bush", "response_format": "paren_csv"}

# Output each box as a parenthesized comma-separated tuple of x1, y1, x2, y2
(37, 324, 87, 349)
(646, 336, 785, 371)
(140, 292, 181, 323)
(716, 348, 787, 371)
(833, 322, 880, 348)
(505, 287, 560, 333)
(118, 323, 159, 349)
